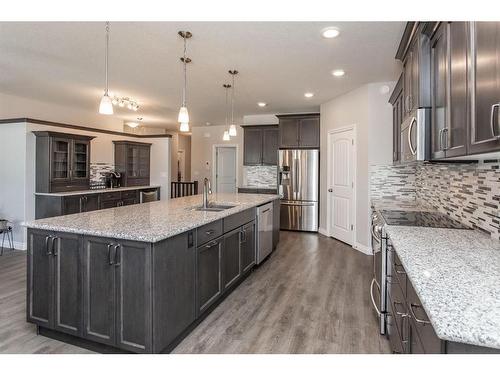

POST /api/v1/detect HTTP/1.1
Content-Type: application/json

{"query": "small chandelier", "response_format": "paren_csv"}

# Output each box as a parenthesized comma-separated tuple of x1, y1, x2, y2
(228, 70, 238, 137)
(178, 31, 192, 132)
(99, 22, 113, 115)
(111, 96, 139, 111)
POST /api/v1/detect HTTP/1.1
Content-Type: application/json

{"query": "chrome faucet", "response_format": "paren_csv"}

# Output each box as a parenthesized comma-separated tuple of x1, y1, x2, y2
(203, 177, 212, 208)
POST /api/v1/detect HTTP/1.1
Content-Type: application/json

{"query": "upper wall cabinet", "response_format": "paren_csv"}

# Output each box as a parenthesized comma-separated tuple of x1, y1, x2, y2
(430, 22, 468, 159)
(113, 141, 151, 187)
(276, 114, 320, 149)
(468, 22, 500, 155)
(389, 74, 404, 162)
(34, 131, 95, 193)
(243, 125, 279, 166)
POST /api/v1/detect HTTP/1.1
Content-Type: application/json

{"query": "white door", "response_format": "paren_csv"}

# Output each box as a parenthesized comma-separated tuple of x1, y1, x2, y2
(328, 129, 355, 245)
(216, 147, 236, 193)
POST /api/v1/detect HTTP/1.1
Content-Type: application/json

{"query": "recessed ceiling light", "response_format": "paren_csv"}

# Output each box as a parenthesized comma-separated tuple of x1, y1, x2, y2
(304, 92, 314, 98)
(257, 102, 267, 107)
(126, 122, 139, 128)
(321, 27, 340, 39)
(332, 69, 345, 77)
(206, 122, 211, 126)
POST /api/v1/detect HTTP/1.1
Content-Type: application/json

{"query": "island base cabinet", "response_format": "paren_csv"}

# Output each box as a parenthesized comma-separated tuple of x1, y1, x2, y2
(222, 229, 241, 291)
(197, 238, 223, 314)
(27, 229, 82, 336)
(82, 237, 152, 353)
(152, 231, 196, 352)
(240, 221, 256, 274)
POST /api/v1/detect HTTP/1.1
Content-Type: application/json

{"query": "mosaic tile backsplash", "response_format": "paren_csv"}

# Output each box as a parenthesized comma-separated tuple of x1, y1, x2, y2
(370, 161, 500, 239)
(90, 163, 115, 186)
(242, 166, 277, 187)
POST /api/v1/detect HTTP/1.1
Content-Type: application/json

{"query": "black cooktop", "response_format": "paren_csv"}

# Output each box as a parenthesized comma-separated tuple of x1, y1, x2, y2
(380, 210, 471, 229)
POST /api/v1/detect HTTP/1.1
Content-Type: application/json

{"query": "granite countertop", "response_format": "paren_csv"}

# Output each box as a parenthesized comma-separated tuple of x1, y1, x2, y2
(34, 185, 161, 197)
(238, 185, 277, 190)
(386, 225, 500, 349)
(24, 193, 279, 243)
(371, 198, 435, 212)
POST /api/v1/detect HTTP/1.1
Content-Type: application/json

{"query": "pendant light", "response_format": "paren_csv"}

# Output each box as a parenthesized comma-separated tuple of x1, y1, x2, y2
(99, 22, 113, 115)
(228, 70, 239, 137)
(222, 83, 231, 141)
(178, 31, 192, 131)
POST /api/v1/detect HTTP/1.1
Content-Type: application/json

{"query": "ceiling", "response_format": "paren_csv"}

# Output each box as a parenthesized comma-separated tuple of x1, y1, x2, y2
(0, 22, 404, 131)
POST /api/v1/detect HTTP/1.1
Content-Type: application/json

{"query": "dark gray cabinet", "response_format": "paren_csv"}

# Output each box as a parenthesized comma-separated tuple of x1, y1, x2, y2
(34, 131, 94, 193)
(240, 221, 255, 274)
(197, 237, 223, 314)
(277, 114, 320, 148)
(468, 22, 500, 155)
(272, 198, 280, 249)
(222, 229, 241, 290)
(152, 231, 196, 352)
(114, 141, 151, 187)
(390, 75, 404, 162)
(62, 194, 100, 215)
(243, 126, 279, 166)
(27, 229, 82, 335)
(82, 236, 152, 352)
(430, 22, 468, 159)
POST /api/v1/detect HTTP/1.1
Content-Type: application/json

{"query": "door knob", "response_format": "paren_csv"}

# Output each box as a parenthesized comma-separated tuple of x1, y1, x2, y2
(328, 188, 333, 192)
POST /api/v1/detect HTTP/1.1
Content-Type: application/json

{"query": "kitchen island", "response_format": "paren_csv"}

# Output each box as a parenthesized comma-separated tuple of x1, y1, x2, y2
(24, 193, 280, 353)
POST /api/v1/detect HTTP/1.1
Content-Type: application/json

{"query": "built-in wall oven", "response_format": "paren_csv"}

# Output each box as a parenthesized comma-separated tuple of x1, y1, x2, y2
(400, 108, 431, 162)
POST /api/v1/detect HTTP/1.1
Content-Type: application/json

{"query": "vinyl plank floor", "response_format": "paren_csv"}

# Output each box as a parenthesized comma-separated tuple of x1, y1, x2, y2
(0, 232, 390, 354)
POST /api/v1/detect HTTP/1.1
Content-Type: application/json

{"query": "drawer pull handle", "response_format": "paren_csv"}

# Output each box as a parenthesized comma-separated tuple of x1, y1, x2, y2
(393, 301, 409, 317)
(394, 263, 406, 275)
(205, 240, 218, 248)
(205, 229, 215, 235)
(409, 303, 431, 325)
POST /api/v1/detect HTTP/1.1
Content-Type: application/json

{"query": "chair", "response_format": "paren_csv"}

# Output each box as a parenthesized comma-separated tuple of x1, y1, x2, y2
(0, 219, 14, 255)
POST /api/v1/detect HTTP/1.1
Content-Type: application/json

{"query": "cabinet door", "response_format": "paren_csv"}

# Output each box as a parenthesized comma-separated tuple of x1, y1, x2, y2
(50, 137, 71, 182)
(410, 40, 420, 112)
(27, 229, 54, 328)
(262, 128, 279, 165)
(240, 221, 256, 274)
(298, 117, 320, 148)
(83, 237, 116, 345)
(53, 233, 82, 335)
(153, 231, 196, 351)
(402, 52, 413, 117)
(197, 238, 222, 314)
(279, 118, 299, 148)
(138, 146, 150, 178)
(63, 195, 82, 215)
(446, 22, 468, 157)
(83, 194, 100, 212)
(272, 199, 280, 249)
(222, 229, 241, 291)
(128, 145, 140, 178)
(72, 140, 90, 180)
(243, 127, 263, 165)
(392, 93, 403, 162)
(100, 199, 120, 209)
(469, 22, 500, 154)
(430, 23, 448, 159)
(115, 240, 152, 352)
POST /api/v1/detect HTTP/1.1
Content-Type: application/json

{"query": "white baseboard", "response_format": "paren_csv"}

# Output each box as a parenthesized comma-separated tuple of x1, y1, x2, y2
(318, 227, 329, 237)
(353, 242, 372, 255)
(4, 240, 27, 251)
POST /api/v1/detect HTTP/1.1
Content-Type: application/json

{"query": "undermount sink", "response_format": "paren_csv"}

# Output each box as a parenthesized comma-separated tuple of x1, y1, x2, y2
(191, 203, 236, 212)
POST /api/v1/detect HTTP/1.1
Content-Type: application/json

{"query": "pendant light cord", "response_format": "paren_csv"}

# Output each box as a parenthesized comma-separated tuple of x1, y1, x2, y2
(225, 86, 229, 126)
(182, 36, 187, 107)
(104, 22, 110, 96)
(231, 73, 235, 125)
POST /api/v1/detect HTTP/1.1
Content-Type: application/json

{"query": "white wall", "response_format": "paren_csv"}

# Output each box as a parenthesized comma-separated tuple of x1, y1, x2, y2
(319, 82, 394, 250)
(191, 125, 243, 188)
(0, 120, 170, 250)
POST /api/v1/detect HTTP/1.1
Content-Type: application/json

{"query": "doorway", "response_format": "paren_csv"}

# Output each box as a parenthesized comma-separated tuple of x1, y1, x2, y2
(213, 145, 237, 193)
(327, 126, 356, 245)
(177, 149, 185, 181)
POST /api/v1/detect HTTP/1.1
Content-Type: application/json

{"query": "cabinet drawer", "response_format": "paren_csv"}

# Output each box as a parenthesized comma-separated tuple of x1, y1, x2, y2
(407, 279, 442, 353)
(197, 220, 223, 246)
(121, 190, 138, 199)
(388, 274, 408, 345)
(392, 251, 407, 297)
(100, 191, 121, 201)
(223, 208, 256, 233)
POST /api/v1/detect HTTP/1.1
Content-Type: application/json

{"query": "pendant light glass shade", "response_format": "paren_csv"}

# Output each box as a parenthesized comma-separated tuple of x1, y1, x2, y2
(99, 94, 114, 115)
(178, 106, 189, 123)
(179, 122, 190, 132)
(99, 22, 113, 115)
(223, 130, 230, 141)
(229, 124, 237, 137)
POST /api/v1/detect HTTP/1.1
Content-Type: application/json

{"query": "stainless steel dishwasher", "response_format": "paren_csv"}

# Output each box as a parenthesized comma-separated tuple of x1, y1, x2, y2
(256, 202, 273, 264)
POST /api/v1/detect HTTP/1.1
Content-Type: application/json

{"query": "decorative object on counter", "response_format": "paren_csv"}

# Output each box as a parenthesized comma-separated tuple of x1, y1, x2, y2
(105, 171, 122, 188)
(228, 70, 239, 137)
(0, 219, 14, 255)
(111, 95, 139, 111)
(171, 181, 198, 198)
(178, 31, 192, 132)
(98, 21, 113, 115)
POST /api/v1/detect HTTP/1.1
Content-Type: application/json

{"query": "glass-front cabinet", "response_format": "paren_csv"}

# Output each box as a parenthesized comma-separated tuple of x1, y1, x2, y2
(113, 141, 151, 187)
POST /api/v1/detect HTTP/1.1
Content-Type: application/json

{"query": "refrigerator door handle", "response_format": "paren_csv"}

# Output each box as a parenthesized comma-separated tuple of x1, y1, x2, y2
(281, 201, 316, 206)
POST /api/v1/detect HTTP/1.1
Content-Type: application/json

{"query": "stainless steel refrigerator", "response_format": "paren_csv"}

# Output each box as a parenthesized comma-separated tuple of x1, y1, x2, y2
(278, 149, 319, 232)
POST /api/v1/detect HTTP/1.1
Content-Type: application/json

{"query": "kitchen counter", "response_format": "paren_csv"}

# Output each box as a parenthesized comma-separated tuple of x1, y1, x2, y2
(25, 193, 279, 243)
(34, 185, 160, 197)
(385, 225, 500, 349)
